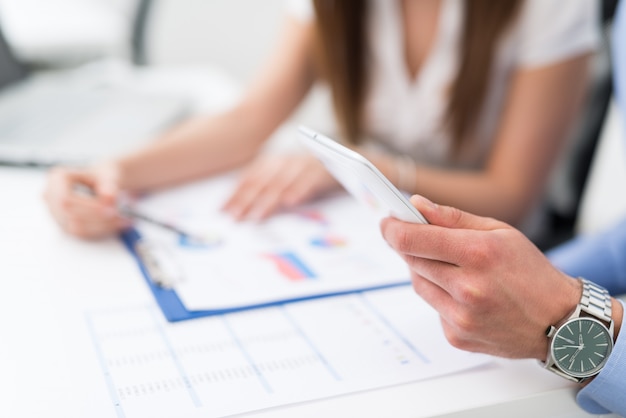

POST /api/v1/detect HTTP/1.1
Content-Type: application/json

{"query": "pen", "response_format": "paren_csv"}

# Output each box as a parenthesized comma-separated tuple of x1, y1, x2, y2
(118, 205, 206, 243)
(72, 183, 207, 243)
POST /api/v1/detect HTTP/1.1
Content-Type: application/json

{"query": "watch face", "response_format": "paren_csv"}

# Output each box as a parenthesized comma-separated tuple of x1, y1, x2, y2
(551, 317, 613, 378)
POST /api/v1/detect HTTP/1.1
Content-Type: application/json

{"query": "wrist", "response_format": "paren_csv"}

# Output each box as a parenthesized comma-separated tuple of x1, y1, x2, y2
(535, 275, 582, 361)
(357, 148, 395, 181)
(94, 159, 127, 191)
(357, 149, 417, 193)
(395, 155, 418, 193)
(611, 297, 623, 342)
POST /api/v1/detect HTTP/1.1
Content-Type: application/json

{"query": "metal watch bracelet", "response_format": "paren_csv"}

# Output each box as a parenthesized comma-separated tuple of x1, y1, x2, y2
(579, 278, 612, 323)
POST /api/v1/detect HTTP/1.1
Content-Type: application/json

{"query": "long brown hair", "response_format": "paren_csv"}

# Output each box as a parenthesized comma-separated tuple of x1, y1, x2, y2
(313, 0, 522, 156)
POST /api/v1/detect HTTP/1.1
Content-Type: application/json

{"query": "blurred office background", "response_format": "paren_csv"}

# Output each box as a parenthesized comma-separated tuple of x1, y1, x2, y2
(0, 0, 624, 248)
(0, 0, 282, 79)
(0, 0, 332, 126)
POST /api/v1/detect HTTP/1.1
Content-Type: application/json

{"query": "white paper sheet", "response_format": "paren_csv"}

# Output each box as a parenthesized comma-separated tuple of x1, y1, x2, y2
(132, 174, 413, 311)
(86, 287, 490, 418)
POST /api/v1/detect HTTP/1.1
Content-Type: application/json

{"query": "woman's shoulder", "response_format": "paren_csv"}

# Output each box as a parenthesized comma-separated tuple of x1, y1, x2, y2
(518, 0, 598, 28)
(513, 0, 600, 69)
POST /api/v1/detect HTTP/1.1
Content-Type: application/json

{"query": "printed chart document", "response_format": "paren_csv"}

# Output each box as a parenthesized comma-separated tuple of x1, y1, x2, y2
(130, 174, 413, 311)
(86, 287, 490, 418)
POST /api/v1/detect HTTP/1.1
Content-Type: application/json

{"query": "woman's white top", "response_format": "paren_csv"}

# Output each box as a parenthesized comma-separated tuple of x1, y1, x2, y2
(287, 0, 599, 169)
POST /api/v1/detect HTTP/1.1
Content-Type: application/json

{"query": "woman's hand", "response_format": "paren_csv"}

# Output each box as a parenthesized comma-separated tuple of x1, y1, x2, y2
(222, 153, 340, 221)
(43, 162, 130, 239)
(380, 195, 582, 360)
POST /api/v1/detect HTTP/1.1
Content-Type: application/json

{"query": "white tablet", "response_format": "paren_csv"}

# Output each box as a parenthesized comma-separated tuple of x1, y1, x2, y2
(298, 126, 428, 224)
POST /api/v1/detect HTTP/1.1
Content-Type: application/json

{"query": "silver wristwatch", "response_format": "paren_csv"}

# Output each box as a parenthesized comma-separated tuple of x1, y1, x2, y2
(541, 278, 614, 382)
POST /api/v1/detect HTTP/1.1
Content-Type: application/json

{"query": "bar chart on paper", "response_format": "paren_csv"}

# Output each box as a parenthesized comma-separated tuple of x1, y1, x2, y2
(86, 287, 490, 418)
(127, 174, 418, 311)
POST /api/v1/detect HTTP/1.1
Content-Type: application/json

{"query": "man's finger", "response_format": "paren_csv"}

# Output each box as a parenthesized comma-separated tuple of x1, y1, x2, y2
(410, 271, 456, 325)
(410, 195, 506, 231)
(381, 218, 481, 266)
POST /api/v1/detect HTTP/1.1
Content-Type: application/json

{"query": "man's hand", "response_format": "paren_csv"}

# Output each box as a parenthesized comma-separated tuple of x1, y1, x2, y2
(380, 195, 581, 360)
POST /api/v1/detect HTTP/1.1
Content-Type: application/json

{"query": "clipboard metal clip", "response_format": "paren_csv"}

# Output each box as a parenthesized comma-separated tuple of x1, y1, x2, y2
(134, 239, 183, 288)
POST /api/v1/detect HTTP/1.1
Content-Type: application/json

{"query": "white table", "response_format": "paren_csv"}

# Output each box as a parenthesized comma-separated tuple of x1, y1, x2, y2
(0, 67, 615, 418)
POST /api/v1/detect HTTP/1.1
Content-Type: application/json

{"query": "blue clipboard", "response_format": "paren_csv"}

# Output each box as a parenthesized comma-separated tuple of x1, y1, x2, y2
(121, 228, 411, 322)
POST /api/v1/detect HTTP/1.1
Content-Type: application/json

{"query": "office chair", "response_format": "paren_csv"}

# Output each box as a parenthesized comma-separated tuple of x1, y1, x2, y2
(131, 0, 153, 66)
(535, 0, 619, 251)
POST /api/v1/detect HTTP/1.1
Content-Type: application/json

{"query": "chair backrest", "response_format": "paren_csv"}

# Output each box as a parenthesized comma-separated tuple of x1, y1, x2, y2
(534, 0, 619, 250)
(575, 98, 626, 234)
(131, 0, 153, 66)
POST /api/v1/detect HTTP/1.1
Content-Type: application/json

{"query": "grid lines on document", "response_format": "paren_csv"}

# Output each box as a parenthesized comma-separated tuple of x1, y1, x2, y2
(84, 289, 486, 418)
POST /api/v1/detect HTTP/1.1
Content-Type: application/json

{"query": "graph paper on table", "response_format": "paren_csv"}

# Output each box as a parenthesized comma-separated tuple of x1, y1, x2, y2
(86, 287, 490, 418)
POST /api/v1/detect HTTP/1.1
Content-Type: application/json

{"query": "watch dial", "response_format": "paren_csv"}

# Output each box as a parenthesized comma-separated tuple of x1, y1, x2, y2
(552, 317, 613, 378)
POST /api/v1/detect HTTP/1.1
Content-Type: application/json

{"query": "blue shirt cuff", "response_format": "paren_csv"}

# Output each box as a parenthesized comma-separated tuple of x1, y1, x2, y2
(576, 300, 626, 415)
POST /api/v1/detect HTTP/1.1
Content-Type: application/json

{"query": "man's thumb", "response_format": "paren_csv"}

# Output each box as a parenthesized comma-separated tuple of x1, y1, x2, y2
(409, 194, 505, 231)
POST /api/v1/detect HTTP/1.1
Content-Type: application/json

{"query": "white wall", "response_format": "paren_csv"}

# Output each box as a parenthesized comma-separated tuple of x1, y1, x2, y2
(146, 0, 285, 83)
(144, 0, 334, 132)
